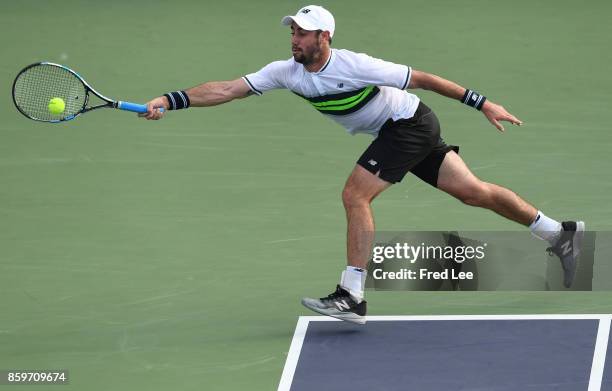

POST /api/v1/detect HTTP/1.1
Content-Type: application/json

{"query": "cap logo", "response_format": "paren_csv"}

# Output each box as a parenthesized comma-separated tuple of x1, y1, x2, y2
(301, 8, 311, 13)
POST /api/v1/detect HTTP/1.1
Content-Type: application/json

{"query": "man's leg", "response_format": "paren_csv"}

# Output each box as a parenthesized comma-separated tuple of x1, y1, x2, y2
(435, 150, 537, 226)
(300, 165, 391, 324)
(435, 150, 584, 287)
(342, 165, 392, 268)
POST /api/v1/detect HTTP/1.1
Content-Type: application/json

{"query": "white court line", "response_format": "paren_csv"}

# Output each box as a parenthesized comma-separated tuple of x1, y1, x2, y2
(588, 316, 612, 391)
(277, 317, 309, 391)
(301, 314, 611, 321)
(279, 314, 611, 391)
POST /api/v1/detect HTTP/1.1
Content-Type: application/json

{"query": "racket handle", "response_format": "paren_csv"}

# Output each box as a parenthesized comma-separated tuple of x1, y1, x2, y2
(116, 101, 165, 113)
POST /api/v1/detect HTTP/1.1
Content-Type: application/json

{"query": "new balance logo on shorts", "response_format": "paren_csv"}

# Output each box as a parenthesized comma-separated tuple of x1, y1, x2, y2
(368, 159, 377, 166)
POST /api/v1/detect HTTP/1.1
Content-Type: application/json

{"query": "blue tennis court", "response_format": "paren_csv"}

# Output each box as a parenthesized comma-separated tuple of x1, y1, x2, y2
(279, 315, 612, 391)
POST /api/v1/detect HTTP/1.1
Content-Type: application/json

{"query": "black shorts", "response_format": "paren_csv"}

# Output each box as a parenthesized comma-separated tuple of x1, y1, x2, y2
(357, 102, 459, 186)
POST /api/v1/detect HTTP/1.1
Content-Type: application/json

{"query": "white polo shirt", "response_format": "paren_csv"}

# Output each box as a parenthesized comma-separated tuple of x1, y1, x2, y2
(242, 48, 420, 136)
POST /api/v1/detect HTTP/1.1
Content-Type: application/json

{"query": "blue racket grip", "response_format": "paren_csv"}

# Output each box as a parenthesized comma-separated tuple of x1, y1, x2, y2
(116, 101, 165, 114)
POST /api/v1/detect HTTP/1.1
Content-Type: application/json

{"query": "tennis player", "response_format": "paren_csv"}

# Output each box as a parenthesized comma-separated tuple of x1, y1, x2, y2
(141, 5, 585, 324)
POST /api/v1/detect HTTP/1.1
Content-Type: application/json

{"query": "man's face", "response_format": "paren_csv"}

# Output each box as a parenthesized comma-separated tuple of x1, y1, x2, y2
(290, 22, 323, 66)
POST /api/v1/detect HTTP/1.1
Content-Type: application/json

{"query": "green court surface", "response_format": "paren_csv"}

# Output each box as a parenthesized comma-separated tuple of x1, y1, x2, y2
(1, 0, 611, 390)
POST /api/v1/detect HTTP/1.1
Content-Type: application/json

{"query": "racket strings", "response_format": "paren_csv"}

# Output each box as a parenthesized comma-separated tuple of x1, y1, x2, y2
(13, 64, 87, 121)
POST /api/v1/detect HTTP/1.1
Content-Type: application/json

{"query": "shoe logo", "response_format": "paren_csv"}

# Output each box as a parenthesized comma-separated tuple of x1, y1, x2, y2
(560, 240, 572, 256)
(368, 159, 377, 166)
(337, 82, 344, 88)
(335, 300, 351, 311)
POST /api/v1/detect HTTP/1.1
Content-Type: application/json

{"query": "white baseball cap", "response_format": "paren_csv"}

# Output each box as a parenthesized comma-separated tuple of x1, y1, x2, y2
(281, 5, 335, 38)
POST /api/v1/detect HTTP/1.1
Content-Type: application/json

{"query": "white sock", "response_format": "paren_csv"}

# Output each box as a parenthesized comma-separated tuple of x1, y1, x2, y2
(340, 266, 366, 302)
(529, 211, 562, 245)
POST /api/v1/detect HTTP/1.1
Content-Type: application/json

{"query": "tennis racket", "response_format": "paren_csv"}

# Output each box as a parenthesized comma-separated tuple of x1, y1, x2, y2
(12, 62, 162, 123)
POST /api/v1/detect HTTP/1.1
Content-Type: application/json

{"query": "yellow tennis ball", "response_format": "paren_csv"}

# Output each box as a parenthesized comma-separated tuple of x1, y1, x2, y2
(48, 97, 66, 115)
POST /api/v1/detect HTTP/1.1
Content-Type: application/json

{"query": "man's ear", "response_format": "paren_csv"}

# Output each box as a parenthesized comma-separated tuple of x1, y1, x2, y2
(321, 30, 332, 45)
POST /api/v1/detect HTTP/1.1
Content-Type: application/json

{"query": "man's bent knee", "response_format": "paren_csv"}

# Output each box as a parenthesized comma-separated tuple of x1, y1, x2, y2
(342, 185, 371, 209)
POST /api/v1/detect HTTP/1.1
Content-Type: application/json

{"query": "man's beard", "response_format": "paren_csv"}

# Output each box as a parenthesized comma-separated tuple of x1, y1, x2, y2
(293, 46, 321, 66)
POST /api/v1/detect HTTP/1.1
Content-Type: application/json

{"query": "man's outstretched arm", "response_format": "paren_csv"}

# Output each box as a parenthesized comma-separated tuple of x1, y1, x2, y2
(141, 78, 252, 120)
(408, 70, 523, 132)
